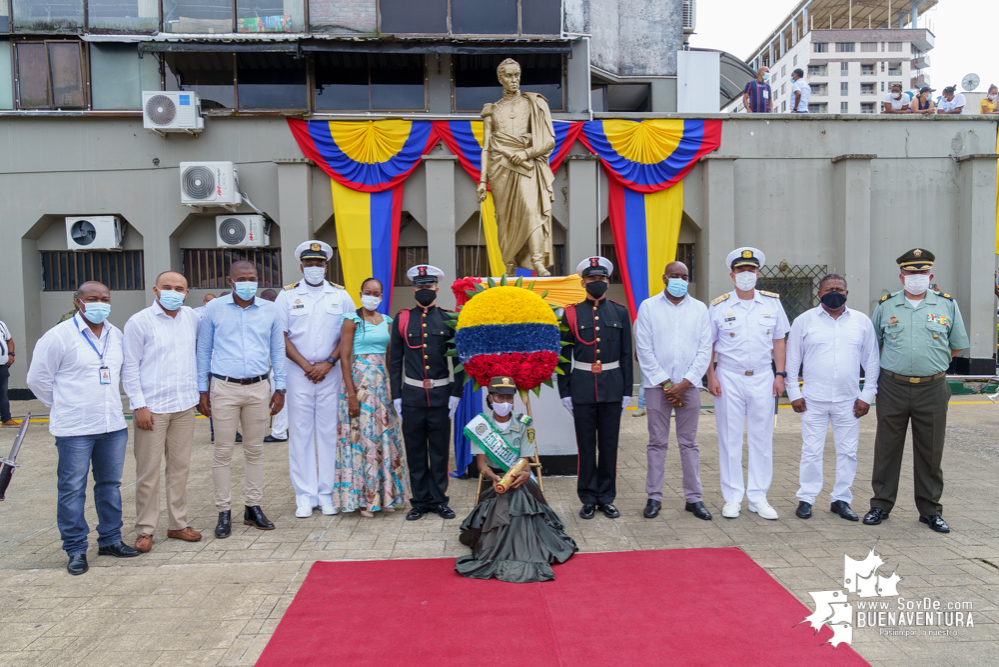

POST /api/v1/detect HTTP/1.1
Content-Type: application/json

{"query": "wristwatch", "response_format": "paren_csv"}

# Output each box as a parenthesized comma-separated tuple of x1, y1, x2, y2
(276, 388, 287, 395)
(775, 371, 788, 378)
(325, 356, 336, 364)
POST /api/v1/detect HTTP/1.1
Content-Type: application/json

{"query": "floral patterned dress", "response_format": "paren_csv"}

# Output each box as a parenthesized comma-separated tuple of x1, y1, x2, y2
(333, 314, 408, 512)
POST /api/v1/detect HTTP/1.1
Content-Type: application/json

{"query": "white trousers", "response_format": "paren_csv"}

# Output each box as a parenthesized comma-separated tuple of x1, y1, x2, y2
(714, 365, 774, 505)
(286, 363, 341, 507)
(796, 399, 859, 505)
(269, 377, 288, 439)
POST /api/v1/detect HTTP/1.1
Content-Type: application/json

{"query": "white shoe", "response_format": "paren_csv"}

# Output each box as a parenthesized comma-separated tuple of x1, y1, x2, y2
(749, 502, 779, 520)
(321, 503, 338, 516)
(722, 501, 741, 518)
(631, 409, 646, 417)
(295, 505, 313, 518)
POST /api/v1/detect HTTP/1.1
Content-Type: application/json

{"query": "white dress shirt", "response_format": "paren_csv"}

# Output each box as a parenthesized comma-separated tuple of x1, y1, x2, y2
(122, 302, 201, 413)
(785, 306, 880, 404)
(0, 320, 10, 365)
(635, 292, 712, 389)
(274, 280, 355, 362)
(709, 290, 790, 371)
(27, 312, 127, 437)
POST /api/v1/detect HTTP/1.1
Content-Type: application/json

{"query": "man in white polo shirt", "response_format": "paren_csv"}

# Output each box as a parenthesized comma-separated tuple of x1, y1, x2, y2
(785, 274, 880, 522)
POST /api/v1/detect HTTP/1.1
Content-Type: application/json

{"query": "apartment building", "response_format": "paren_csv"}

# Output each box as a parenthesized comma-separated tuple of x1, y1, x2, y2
(726, 0, 936, 113)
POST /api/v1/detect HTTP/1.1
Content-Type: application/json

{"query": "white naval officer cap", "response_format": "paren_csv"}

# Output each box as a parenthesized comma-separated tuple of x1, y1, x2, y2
(725, 247, 765, 270)
(407, 264, 445, 286)
(295, 240, 333, 261)
(576, 256, 614, 278)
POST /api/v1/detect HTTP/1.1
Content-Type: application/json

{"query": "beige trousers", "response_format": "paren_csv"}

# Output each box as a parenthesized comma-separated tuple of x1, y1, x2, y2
(210, 379, 270, 511)
(134, 407, 196, 535)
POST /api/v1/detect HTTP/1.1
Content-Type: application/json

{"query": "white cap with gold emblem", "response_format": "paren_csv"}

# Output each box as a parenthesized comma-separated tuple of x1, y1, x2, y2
(725, 247, 765, 270)
(295, 240, 333, 262)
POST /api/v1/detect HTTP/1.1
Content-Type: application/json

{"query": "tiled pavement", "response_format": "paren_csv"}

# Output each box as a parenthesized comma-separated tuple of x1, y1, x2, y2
(2, 396, 999, 666)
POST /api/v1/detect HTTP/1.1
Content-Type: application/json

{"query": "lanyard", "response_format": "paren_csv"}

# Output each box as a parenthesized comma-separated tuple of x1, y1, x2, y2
(74, 319, 110, 363)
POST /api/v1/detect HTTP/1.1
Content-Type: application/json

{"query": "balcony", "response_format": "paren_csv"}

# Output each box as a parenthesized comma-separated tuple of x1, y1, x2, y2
(888, 69, 903, 77)
(913, 53, 930, 69)
(912, 71, 930, 87)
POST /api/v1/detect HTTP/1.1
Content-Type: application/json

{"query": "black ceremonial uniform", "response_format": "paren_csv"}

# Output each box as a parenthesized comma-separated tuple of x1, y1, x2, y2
(558, 297, 633, 506)
(390, 305, 464, 511)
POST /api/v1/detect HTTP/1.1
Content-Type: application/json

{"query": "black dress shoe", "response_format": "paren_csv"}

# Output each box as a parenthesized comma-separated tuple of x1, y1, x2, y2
(67, 554, 88, 575)
(263, 434, 287, 443)
(831, 501, 859, 521)
(235, 432, 243, 443)
(579, 504, 596, 520)
(685, 501, 712, 520)
(406, 507, 427, 521)
(244, 505, 275, 530)
(436, 505, 456, 519)
(643, 499, 662, 519)
(920, 514, 950, 533)
(97, 541, 141, 558)
(215, 510, 231, 538)
(796, 501, 812, 519)
(863, 507, 889, 525)
(600, 504, 621, 519)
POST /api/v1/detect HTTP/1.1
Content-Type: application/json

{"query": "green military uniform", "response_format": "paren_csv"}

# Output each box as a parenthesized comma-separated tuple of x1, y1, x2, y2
(869, 249, 969, 523)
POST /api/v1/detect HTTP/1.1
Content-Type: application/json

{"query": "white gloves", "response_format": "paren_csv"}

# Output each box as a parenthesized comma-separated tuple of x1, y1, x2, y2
(621, 396, 631, 414)
(393, 399, 403, 418)
(448, 396, 461, 420)
(561, 397, 573, 415)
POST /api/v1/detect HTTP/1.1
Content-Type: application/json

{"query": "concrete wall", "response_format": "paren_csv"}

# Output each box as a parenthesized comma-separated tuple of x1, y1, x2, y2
(1, 114, 996, 387)
(567, 0, 683, 77)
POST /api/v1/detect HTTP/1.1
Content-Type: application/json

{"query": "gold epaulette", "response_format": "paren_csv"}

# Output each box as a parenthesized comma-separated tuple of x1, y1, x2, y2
(759, 290, 780, 298)
(331, 282, 345, 290)
(710, 293, 730, 306)
(283, 282, 299, 291)
(939, 292, 953, 300)
(880, 294, 890, 302)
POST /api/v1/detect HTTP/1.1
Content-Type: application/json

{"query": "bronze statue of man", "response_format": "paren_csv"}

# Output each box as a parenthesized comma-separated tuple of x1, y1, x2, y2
(476, 58, 556, 277)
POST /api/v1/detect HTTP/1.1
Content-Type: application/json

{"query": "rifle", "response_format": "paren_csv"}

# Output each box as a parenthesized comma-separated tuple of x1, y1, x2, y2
(0, 412, 30, 501)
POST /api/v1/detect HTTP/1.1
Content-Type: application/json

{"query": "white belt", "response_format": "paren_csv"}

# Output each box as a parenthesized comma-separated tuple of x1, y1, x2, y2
(573, 360, 620, 373)
(717, 364, 772, 377)
(405, 376, 450, 389)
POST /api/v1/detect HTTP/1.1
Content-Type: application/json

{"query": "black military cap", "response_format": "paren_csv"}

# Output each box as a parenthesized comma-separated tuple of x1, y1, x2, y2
(488, 376, 517, 395)
(896, 248, 935, 271)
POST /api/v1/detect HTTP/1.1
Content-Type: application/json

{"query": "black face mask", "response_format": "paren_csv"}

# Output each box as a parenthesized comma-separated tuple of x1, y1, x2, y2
(415, 288, 436, 307)
(820, 291, 847, 310)
(585, 280, 608, 299)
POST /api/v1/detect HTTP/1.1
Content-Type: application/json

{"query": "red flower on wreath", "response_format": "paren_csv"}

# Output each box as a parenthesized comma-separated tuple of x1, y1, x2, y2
(463, 351, 559, 390)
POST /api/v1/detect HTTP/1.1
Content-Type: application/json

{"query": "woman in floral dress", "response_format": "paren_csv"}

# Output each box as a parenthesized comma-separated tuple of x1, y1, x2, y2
(334, 278, 408, 516)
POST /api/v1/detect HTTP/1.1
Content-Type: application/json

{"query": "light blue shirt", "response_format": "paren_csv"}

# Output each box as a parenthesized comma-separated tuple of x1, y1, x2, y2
(196, 294, 286, 391)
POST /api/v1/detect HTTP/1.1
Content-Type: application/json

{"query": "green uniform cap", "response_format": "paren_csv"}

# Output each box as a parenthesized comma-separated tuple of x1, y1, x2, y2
(896, 248, 935, 271)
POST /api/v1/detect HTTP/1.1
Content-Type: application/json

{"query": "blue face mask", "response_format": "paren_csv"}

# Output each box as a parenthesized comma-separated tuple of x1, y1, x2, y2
(82, 302, 111, 324)
(666, 278, 688, 298)
(233, 281, 258, 301)
(762, 73, 770, 82)
(158, 289, 186, 311)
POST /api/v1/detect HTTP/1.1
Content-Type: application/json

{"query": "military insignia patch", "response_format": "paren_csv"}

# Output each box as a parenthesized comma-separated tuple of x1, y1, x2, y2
(888, 316, 898, 325)
(310, 242, 321, 251)
(927, 314, 948, 326)
(475, 423, 487, 435)
(913, 249, 922, 257)
(742, 250, 752, 259)
(711, 293, 731, 306)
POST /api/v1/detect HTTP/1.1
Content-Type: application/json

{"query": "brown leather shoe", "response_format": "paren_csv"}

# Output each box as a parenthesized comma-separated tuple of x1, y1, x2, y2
(167, 527, 202, 542)
(134, 533, 153, 552)
(1, 419, 21, 427)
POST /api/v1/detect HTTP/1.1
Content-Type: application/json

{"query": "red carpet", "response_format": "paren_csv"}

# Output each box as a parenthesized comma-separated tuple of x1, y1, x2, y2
(256, 548, 869, 667)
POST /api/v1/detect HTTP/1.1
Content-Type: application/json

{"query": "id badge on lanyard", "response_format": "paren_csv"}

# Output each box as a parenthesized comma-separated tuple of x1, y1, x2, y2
(75, 320, 112, 385)
(100, 366, 111, 384)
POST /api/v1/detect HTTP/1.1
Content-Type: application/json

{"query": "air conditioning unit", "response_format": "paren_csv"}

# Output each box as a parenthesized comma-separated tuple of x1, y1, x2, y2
(142, 91, 204, 134)
(66, 216, 124, 251)
(180, 161, 241, 207)
(682, 0, 696, 32)
(216, 215, 270, 248)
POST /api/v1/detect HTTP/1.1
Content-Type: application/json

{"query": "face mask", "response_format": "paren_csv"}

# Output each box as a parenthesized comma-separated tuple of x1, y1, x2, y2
(820, 291, 847, 310)
(762, 73, 770, 82)
(989, 94, 997, 101)
(81, 302, 110, 324)
(666, 278, 688, 298)
(233, 281, 258, 301)
(303, 266, 326, 285)
(492, 401, 513, 417)
(893, 93, 902, 99)
(903, 274, 930, 295)
(585, 280, 608, 299)
(415, 289, 436, 307)
(734, 272, 757, 291)
(361, 295, 382, 312)
(157, 289, 186, 311)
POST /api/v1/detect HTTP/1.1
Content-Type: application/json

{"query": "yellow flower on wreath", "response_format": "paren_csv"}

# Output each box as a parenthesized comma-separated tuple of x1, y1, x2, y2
(456, 286, 558, 329)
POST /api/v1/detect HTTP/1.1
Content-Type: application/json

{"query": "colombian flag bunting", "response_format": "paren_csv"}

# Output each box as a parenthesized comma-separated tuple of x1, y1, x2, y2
(433, 120, 583, 277)
(287, 119, 439, 312)
(579, 119, 722, 314)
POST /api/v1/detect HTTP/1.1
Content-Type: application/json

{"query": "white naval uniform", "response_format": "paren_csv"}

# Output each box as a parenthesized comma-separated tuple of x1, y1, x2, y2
(708, 290, 790, 505)
(274, 280, 355, 508)
(269, 375, 288, 439)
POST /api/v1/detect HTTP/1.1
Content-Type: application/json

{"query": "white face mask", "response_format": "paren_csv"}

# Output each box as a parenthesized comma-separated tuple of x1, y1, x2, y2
(893, 92, 902, 99)
(360, 295, 382, 312)
(903, 274, 930, 295)
(303, 266, 326, 285)
(492, 401, 513, 417)
(734, 272, 757, 292)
